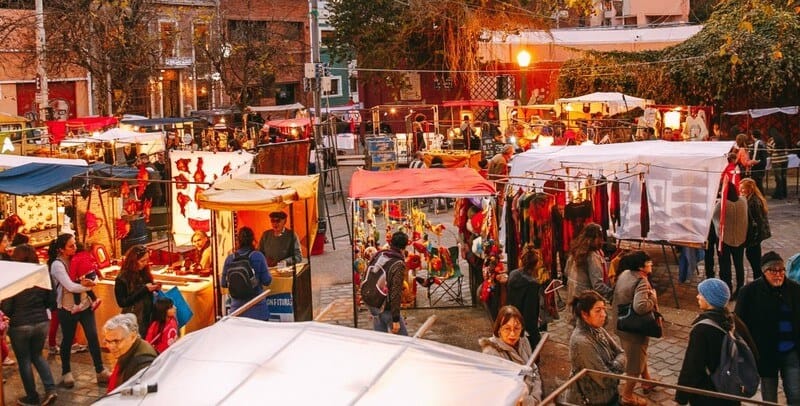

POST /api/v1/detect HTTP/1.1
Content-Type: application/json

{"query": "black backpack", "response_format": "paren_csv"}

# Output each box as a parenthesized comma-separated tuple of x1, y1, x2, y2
(696, 319, 759, 398)
(360, 252, 400, 309)
(226, 250, 259, 300)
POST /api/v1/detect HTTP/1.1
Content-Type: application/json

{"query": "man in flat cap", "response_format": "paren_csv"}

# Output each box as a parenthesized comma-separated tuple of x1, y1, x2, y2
(735, 251, 800, 404)
(258, 211, 303, 267)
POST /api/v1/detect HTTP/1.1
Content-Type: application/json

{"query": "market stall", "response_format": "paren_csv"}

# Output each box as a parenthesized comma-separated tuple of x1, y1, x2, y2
(197, 173, 319, 322)
(97, 318, 529, 405)
(59, 127, 165, 164)
(369, 104, 441, 164)
(506, 140, 733, 306)
(422, 150, 482, 169)
(348, 168, 497, 326)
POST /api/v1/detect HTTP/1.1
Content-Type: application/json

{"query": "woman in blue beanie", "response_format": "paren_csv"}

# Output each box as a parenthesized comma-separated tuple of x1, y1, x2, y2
(675, 278, 758, 405)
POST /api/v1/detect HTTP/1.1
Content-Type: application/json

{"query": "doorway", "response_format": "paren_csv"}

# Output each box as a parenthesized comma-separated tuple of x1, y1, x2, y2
(162, 69, 180, 117)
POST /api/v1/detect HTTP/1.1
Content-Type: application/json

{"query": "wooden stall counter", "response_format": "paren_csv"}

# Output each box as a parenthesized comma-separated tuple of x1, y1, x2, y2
(266, 261, 312, 322)
(94, 265, 214, 335)
(423, 150, 482, 170)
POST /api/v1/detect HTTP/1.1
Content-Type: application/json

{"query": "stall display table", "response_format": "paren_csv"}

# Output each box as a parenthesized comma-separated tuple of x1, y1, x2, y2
(94, 266, 214, 334)
(261, 262, 312, 322)
(423, 150, 482, 170)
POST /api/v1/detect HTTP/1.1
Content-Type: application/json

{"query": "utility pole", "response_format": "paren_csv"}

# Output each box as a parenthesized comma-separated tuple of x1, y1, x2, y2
(310, 0, 322, 122)
(35, 0, 48, 122)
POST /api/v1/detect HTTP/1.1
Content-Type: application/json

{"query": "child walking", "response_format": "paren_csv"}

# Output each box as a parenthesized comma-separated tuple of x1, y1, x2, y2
(145, 297, 178, 354)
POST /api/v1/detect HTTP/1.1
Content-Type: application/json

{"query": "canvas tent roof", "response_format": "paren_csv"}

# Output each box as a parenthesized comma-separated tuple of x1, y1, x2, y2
(246, 103, 305, 113)
(722, 106, 798, 118)
(197, 173, 319, 212)
(97, 318, 527, 405)
(508, 140, 733, 245)
(349, 168, 496, 200)
(556, 92, 653, 116)
(0, 261, 51, 300)
(0, 155, 87, 169)
(0, 163, 88, 195)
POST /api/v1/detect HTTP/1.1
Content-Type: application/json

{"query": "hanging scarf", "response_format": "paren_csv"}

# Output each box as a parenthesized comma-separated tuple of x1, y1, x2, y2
(609, 179, 620, 231)
(640, 177, 650, 238)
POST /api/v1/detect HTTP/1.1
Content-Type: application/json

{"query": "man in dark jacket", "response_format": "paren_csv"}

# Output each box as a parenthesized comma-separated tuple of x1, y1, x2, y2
(103, 313, 158, 394)
(676, 278, 757, 405)
(367, 231, 409, 336)
(735, 251, 800, 405)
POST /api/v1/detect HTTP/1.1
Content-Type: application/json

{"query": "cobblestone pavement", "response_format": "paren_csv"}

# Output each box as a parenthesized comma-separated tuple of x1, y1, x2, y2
(2, 176, 797, 404)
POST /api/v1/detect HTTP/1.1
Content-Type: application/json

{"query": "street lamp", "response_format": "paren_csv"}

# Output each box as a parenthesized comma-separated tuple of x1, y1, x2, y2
(516, 50, 531, 106)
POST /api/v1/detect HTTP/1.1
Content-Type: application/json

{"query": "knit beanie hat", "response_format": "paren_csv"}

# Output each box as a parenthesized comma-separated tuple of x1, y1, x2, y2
(698, 278, 730, 309)
(761, 251, 784, 272)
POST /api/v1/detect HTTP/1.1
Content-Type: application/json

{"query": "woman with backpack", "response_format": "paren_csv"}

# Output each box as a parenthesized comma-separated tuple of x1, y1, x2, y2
(115, 245, 161, 338)
(676, 278, 758, 405)
(222, 227, 272, 321)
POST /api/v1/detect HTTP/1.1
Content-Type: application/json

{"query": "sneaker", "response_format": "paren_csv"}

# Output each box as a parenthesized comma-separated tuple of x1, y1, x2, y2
(70, 343, 88, 354)
(48, 345, 60, 355)
(41, 391, 57, 406)
(16, 396, 39, 406)
(2, 357, 15, 366)
(61, 371, 75, 388)
(96, 368, 111, 384)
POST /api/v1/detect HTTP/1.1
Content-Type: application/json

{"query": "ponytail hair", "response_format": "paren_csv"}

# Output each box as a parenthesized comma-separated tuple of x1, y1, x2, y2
(47, 233, 74, 267)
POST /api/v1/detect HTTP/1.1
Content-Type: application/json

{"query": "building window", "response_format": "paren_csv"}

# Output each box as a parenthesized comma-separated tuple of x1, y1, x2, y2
(269, 21, 303, 41)
(228, 20, 267, 42)
(193, 22, 209, 64)
(160, 21, 178, 59)
(322, 76, 342, 97)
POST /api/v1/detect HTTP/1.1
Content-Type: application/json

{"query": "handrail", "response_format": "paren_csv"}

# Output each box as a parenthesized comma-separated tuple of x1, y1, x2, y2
(527, 332, 549, 368)
(541, 368, 780, 405)
(226, 289, 271, 318)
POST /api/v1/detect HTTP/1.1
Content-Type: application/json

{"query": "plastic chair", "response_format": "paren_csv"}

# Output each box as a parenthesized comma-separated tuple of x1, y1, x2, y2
(427, 246, 465, 306)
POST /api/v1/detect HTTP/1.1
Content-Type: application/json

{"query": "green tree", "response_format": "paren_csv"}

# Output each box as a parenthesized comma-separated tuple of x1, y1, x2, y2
(325, 0, 593, 97)
(558, 0, 800, 110)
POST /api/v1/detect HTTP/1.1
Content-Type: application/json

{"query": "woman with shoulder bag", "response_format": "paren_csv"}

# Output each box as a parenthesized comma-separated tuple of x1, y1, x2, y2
(613, 251, 658, 406)
(115, 245, 161, 338)
(568, 290, 627, 406)
(740, 178, 770, 280)
(566, 223, 613, 302)
(48, 234, 109, 388)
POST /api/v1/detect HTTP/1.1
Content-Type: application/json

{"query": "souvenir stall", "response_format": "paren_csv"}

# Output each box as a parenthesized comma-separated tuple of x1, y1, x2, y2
(369, 104, 441, 165)
(196, 173, 319, 322)
(638, 105, 713, 141)
(506, 140, 734, 307)
(348, 168, 497, 327)
(556, 92, 654, 144)
(83, 151, 253, 335)
(96, 319, 529, 405)
(0, 157, 89, 251)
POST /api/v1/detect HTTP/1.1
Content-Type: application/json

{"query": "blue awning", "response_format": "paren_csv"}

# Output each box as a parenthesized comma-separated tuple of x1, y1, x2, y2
(0, 163, 88, 195)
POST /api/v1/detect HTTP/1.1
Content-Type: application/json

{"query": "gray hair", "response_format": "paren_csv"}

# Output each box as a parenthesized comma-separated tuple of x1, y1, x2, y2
(104, 313, 139, 337)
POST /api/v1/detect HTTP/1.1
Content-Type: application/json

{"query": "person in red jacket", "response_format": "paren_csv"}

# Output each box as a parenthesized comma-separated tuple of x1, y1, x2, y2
(69, 243, 102, 313)
(144, 297, 178, 354)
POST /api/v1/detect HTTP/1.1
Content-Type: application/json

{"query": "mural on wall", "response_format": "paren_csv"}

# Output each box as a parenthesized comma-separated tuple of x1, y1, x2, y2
(169, 150, 253, 246)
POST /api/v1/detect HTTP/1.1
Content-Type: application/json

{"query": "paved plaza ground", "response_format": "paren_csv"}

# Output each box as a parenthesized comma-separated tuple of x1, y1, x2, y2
(2, 167, 798, 404)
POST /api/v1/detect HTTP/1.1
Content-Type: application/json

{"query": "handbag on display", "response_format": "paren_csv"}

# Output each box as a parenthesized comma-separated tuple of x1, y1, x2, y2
(616, 303, 664, 338)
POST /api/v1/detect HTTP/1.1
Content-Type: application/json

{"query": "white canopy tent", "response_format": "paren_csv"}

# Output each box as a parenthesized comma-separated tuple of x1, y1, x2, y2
(722, 106, 798, 118)
(59, 128, 165, 156)
(508, 140, 734, 245)
(0, 261, 51, 302)
(246, 103, 305, 113)
(0, 154, 87, 169)
(556, 92, 654, 116)
(97, 318, 528, 405)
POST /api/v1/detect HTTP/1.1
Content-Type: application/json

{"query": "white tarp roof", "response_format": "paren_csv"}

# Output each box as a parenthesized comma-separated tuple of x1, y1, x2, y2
(722, 106, 799, 118)
(0, 154, 88, 169)
(509, 140, 734, 245)
(0, 261, 51, 299)
(98, 319, 528, 405)
(247, 103, 305, 113)
(59, 128, 165, 155)
(556, 92, 653, 116)
(498, 25, 703, 46)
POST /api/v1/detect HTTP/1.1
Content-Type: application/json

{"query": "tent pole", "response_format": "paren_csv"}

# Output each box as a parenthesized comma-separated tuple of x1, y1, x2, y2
(352, 199, 359, 328)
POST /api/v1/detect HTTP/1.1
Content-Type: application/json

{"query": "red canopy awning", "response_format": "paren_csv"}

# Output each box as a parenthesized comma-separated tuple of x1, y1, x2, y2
(442, 100, 497, 108)
(349, 168, 496, 200)
(47, 116, 119, 144)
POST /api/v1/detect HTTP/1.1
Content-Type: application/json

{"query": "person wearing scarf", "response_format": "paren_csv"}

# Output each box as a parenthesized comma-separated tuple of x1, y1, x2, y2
(103, 314, 157, 394)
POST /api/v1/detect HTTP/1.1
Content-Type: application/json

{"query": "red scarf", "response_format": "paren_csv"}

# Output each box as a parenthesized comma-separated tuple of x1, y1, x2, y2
(106, 364, 121, 393)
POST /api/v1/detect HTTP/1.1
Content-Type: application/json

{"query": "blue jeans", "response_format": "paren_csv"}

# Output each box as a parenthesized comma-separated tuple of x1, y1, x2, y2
(368, 306, 408, 336)
(8, 321, 55, 402)
(58, 308, 105, 374)
(760, 349, 800, 405)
